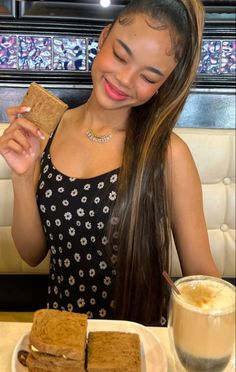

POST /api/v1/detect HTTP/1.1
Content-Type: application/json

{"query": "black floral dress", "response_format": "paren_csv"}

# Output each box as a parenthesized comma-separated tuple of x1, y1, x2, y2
(37, 131, 119, 319)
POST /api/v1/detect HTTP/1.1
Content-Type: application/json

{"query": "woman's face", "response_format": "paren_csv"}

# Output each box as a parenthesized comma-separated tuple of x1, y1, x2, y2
(91, 13, 178, 111)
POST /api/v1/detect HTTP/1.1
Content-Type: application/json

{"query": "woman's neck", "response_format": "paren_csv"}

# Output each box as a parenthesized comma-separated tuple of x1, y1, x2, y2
(81, 94, 130, 134)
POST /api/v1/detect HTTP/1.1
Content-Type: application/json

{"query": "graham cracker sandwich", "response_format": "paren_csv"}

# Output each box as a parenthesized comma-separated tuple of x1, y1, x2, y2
(87, 331, 142, 372)
(26, 309, 88, 372)
(21, 82, 68, 134)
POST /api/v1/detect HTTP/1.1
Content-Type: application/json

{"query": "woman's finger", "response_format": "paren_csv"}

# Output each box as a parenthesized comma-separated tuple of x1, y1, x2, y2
(6, 106, 31, 124)
(12, 129, 31, 153)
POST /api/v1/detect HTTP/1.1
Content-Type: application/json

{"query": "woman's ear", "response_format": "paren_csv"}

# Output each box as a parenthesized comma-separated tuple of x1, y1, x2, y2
(98, 24, 112, 50)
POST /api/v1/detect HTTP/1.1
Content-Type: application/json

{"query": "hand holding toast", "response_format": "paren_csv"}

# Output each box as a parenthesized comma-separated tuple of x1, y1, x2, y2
(0, 106, 44, 175)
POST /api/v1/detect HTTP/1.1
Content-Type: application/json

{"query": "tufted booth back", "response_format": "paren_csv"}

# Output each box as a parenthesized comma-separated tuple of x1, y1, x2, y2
(0, 124, 235, 278)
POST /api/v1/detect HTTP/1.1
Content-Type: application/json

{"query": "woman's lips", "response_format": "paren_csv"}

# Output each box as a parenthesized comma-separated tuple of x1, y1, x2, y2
(103, 79, 130, 101)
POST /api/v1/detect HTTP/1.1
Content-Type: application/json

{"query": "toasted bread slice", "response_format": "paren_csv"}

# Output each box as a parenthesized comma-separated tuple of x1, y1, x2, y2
(26, 352, 85, 372)
(21, 82, 68, 134)
(87, 331, 141, 372)
(29, 309, 87, 361)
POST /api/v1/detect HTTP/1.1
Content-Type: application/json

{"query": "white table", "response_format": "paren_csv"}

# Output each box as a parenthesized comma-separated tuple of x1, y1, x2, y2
(0, 321, 175, 371)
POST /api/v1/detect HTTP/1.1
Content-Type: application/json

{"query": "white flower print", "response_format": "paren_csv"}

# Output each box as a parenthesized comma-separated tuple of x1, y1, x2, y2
(64, 258, 70, 267)
(63, 200, 69, 206)
(74, 253, 81, 262)
(94, 197, 100, 204)
(86, 253, 92, 261)
(64, 212, 72, 220)
(65, 289, 70, 297)
(97, 249, 102, 256)
(58, 233, 63, 240)
(69, 227, 75, 236)
(59, 246, 62, 253)
(97, 222, 104, 230)
(67, 242, 72, 249)
(103, 206, 109, 214)
(86, 311, 93, 319)
(77, 208, 85, 217)
(77, 298, 85, 308)
(51, 246, 56, 255)
(51, 205, 56, 212)
(84, 183, 91, 190)
(99, 309, 106, 318)
(76, 220, 81, 227)
(79, 284, 85, 292)
(55, 219, 61, 226)
(53, 302, 58, 309)
(60, 275, 64, 282)
(79, 270, 84, 277)
(91, 285, 97, 292)
(49, 233, 53, 240)
(110, 174, 118, 183)
(80, 237, 87, 246)
(46, 220, 51, 227)
(91, 236, 96, 243)
(52, 258, 56, 265)
(113, 232, 119, 239)
(39, 180, 45, 189)
(85, 221, 92, 230)
(102, 291, 107, 299)
(90, 298, 96, 305)
(68, 275, 75, 286)
(81, 196, 87, 203)
(99, 261, 107, 270)
(111, 254, 118, 264)
(48, 287, 51, 294)
(58, 258, 62, 267)
(104, 276, 112, 286)
(45, 189, 52, 198)
(69, 177, 76, 182)
(102, 236, 108, 245)
(56, 174, 63, 182)
(54, 286, 58, 295)
(71, 189, 78, 197)
(67, 303, 73, 311)
(43, 164, 49, 173)
(109, 191, 117, 201)
(97, 182, 104, 189)
(58, 187, 64, 193)
(48, 173, 52, 179)
(57, 276, 61, 284)
(40, 205, 46, 213)
(89, 269, 95, 277)
(111, 216, 119, 225)
(89, 210, 95, 217)
(51, 273, 55, 280)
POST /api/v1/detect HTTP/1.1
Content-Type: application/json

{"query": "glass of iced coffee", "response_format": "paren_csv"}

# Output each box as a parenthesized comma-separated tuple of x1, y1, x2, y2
(168, 275, 235, 372)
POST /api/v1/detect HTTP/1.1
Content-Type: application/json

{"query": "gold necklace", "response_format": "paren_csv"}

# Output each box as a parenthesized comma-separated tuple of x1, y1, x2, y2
(86, 128, 112, 144)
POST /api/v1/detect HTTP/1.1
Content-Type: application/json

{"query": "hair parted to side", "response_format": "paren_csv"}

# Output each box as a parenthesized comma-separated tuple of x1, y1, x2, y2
(107, 0, 205, 325)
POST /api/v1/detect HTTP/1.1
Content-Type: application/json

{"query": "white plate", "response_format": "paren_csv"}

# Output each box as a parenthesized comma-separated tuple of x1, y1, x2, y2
(12, 319, 167, 372)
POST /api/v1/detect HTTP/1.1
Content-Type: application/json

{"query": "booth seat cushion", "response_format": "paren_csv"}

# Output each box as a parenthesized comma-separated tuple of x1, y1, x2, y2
(0, 124, 235, 278)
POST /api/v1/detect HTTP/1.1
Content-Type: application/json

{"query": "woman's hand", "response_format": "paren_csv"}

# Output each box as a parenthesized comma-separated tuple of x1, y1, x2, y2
(0, 106, 45, 175)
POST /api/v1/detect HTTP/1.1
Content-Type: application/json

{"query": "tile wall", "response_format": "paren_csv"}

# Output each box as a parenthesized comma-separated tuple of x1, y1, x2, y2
(0, 34, 235, 75)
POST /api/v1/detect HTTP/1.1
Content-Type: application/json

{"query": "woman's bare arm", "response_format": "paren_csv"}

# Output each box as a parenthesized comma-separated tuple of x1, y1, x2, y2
(167, 133, 220, 277)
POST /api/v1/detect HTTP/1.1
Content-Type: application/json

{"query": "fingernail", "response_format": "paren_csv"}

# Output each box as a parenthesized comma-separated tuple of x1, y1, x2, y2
(37, 129, 45, 140)
(22, 106, 31, 112)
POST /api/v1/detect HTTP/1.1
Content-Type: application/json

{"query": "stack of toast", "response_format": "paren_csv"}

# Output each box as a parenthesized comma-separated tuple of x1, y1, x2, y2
(26, 309, 142, 372)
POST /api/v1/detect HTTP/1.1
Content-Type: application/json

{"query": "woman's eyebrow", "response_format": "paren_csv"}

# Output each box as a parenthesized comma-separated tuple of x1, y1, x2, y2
(116, 38, 164, 77)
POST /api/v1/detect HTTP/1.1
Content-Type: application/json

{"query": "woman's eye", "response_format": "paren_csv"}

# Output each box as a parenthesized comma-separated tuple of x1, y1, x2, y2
(142, 75, 156, 84)
(113, 50, 126, 63)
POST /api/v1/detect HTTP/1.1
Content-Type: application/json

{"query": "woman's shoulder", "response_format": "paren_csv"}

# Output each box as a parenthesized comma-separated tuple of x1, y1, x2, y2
(168, 132, 192, 161)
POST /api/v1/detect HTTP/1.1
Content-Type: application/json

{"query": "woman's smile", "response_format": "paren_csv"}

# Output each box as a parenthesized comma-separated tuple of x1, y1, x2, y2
(103, 78, 131, 101)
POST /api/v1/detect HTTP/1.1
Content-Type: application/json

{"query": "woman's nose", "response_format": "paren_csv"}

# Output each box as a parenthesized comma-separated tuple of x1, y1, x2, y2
(115, 66, 137, 88)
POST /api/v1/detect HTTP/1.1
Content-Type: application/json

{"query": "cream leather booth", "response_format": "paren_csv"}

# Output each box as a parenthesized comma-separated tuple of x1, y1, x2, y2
(0, 124, 235, 281)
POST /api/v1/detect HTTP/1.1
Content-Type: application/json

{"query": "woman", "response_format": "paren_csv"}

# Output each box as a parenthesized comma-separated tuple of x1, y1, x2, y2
(0, 0, 219, 325)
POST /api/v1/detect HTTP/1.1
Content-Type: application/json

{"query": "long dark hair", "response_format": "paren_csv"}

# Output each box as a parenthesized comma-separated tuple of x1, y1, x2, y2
(107, 0, 205, 325)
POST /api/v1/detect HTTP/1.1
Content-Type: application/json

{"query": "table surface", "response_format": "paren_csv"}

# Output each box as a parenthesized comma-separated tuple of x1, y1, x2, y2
(0, 321, 176, 372)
